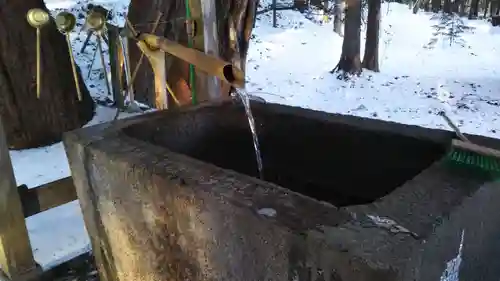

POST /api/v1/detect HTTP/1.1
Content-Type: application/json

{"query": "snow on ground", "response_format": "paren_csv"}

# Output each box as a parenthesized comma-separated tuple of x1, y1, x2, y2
(249, 3, 500, 136)
(13, 0, 500, 269)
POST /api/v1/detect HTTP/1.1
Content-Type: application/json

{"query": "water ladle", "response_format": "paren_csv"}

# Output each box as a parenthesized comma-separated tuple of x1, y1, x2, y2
(26, 8, 50, 99)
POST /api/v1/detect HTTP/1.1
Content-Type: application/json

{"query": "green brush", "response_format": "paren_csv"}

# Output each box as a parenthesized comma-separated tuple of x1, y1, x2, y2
(440, 111, 500, 179)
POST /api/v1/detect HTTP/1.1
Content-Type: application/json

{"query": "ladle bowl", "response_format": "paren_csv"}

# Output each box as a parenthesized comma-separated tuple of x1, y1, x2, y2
(27, 8, 50, 28)
(55, 12, 76, 33)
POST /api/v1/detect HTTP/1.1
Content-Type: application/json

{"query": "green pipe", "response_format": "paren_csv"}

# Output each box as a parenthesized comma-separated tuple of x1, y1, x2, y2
(185, 0, 197, 105)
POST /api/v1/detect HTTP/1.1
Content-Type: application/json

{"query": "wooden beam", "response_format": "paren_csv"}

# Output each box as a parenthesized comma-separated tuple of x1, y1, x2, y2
(201, 0, 221, 100)
(18, 177, 77, 218)
(0, 116, 39, 280)
(108, 25, 124, 109)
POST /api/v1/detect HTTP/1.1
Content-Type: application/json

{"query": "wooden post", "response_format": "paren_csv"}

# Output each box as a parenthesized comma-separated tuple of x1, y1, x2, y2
(137, 42, 168, 109)
(108, 25, 124, 109)
(187, 0, 211, 103)
(201, 0, 221, 100)
(0, 116, 38, 280)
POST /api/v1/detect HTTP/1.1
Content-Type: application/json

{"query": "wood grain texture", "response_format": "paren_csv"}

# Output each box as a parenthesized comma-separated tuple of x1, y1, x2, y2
(0, 116, 39, 280)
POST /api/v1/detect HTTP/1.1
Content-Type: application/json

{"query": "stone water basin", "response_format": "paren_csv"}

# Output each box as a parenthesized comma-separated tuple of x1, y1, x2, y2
(64, 100, 500, 281)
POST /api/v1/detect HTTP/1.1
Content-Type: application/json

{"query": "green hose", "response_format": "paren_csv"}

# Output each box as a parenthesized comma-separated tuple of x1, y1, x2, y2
(185, 0, 197, 105)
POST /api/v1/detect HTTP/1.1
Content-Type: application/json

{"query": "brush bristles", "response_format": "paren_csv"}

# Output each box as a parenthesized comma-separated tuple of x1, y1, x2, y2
(447, 148, 500, 178)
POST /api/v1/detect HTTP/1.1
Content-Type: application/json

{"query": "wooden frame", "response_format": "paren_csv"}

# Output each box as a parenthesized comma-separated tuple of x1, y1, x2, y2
(0, 116, 77, 281)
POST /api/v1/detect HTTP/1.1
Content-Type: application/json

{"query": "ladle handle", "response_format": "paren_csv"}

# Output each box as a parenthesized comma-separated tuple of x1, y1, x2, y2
(439, 111, 469, 142)
(66, 34, 82, 101)
(36, 28, 41, 99)
(97, 34, 112, 97)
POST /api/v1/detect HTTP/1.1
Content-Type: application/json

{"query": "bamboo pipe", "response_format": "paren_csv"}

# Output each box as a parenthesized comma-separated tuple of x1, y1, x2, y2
(133, 33, 245, 88)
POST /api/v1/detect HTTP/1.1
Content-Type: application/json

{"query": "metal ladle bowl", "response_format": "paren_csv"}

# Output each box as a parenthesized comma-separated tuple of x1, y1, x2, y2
(85, 11, 106, 31)
(26, 8, 50, 28)
(55, 12, 76, 33)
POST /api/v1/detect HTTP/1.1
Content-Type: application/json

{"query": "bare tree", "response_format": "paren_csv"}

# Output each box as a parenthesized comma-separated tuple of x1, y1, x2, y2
(334, 0, 344, 35)
(0, 0, 94, 149)
(333, 0, 362, 75)
(444, 0, 452, 13)
(490, 0, 500, 15)
(458, 0, 466, 16)
(362, 0, 381, 72)
(432, 0, 442, 12)
(470, 0, 480, 18)
(483, 0, 491, 17)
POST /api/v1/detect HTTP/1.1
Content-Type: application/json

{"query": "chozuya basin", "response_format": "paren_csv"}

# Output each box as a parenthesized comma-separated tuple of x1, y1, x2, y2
(64, 99, 500, 281)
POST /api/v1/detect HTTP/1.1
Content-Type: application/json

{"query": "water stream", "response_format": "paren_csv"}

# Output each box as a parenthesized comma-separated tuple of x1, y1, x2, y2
(234, 89, 264, 180)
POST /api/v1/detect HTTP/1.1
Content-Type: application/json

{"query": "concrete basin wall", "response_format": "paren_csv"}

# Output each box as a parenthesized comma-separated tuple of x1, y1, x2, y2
(64, 100, 500, 281)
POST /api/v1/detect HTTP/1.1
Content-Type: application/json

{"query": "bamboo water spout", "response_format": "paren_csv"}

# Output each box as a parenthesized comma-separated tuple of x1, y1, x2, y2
(131, 33, 245, 88)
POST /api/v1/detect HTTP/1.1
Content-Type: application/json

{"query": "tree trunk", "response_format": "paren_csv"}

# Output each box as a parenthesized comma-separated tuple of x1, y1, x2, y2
(412, 0, 420, 13)
(362, 0, 381, 72)
(458, 0, 465, 16)
(334, 0, 344, 35)
(128, 0, 258, 108)
(443, 0, 452, 13)
(469, 0, 480, 18)
(0, 0, 94, 149)
(311, 0, 323, 8)
(432, 0, 442, 12)
(424, 0, 431, 11)
(489, 0, 496, 15)
(334, 0, 362, 75)
(294, 0, 309, 11)
(324, 0, 330, 20)
(484, 0, 491, 17)
(452, 0, 460, 12)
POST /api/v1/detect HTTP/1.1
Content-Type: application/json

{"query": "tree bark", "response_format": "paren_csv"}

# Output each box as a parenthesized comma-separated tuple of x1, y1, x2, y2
(469, 0, 480, 18)
(127, 0, 258, 108)
(431, 0, 442, 12)
(362, 0, 381, 72)
(484, 0, 491, 17)
(458, 0, 466, 16)
(412, 0, 419, 13)
(489, 0, 496, 15)
(294, 0, 309, 11)
(334, 0, 362, 75)
(452, 0, 460, 12)
(424, 0, 431, 11)
(334, 0, 344, 35)
(310, 0, 324, 8)
(0, 0, 94, 149)
(443, 0, 452, 13)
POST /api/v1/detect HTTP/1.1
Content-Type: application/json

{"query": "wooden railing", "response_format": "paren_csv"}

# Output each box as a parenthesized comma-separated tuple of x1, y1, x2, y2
(0, 117, 78, 281)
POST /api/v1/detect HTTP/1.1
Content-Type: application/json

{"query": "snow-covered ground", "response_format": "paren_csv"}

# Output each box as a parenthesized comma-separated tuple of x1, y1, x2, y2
(15, 0, 500, 269)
